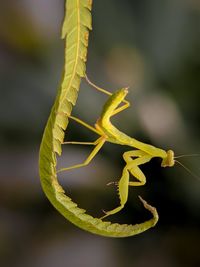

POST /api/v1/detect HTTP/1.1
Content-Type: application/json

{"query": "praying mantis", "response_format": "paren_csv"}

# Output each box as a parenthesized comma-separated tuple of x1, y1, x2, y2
(58, 76, 175, 219)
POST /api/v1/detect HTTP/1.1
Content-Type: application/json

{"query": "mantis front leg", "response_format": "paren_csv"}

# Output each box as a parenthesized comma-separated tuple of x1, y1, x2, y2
(101, 150, 153, 219)
(123, 150, 152, 186)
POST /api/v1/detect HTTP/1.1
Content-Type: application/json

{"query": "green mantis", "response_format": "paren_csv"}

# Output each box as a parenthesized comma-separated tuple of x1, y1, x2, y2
(58, 77, 175, 219)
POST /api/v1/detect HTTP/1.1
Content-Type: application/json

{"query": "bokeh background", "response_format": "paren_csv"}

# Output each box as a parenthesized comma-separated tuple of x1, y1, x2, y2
(0, 0, 200, 266)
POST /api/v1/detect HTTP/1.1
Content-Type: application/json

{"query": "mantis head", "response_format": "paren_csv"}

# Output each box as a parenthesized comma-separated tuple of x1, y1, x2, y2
(161, 150, 175, 167)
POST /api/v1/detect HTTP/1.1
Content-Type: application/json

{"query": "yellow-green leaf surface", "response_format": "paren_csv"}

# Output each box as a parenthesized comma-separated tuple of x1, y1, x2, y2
(39, 0, 158, 237)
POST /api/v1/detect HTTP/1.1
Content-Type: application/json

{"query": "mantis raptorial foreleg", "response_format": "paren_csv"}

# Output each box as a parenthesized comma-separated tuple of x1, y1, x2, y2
(123, 150, 152, 186)
(101, 150, 152, 219)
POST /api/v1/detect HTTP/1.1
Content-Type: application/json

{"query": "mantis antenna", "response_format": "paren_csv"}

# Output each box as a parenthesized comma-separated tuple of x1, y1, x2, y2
(175, 159, 200, 181)
(175, 153, 200, 159)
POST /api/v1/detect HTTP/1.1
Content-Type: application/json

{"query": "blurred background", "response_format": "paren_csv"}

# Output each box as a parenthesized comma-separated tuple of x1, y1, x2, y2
(0, 0, 200, 266)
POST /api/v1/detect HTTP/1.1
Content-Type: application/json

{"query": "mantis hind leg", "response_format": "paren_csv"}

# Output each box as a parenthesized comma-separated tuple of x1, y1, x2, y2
(101, 150, 153, 219)
(85, 74, 130, 117)
(85, 74, 112, 96)
(66, 115, 102, 135)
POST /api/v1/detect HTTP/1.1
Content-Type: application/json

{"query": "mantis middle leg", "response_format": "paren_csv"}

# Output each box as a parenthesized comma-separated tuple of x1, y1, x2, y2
(101, 150, 153, 219)
(57, 137, 106, 173)
(57, 114, 106, 173)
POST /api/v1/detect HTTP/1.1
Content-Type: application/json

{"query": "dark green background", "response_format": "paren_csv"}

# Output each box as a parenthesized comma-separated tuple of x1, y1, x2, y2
(0, 0, 200, 266)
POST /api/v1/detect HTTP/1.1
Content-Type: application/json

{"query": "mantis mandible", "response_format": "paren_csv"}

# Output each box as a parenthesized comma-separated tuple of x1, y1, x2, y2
(58, 76, 175, 219)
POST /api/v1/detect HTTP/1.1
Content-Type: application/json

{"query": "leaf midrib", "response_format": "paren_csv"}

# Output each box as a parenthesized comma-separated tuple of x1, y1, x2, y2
(61, 0, 80, 104)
